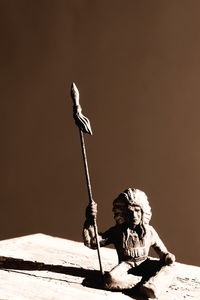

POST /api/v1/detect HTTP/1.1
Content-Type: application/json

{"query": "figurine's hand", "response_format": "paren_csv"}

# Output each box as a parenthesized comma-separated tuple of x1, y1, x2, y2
(85, 201, 97, 221)
(165, 252, 176, 265)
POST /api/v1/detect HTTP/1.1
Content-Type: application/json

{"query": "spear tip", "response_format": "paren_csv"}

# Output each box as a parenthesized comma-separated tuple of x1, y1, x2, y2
(70, 83, 93, 135)
(71, 82, 77, 90)
(71, 82, 79, 105)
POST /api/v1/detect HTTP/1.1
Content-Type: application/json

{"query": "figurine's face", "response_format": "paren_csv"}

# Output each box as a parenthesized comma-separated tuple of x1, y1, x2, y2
(125, 205, 142, 228)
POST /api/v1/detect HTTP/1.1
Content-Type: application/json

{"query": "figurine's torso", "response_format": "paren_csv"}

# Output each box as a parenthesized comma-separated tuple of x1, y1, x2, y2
(101, 223, 166, 264)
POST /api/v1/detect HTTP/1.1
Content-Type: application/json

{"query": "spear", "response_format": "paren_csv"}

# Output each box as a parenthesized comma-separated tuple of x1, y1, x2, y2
(70, 82, 104, 276)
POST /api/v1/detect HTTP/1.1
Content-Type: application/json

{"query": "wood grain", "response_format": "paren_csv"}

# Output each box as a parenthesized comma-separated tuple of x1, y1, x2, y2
(0, 234, 199, 299)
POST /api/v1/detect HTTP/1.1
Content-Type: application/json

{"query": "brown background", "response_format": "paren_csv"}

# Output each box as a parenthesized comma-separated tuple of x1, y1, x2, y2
(0, 0, 199, 266)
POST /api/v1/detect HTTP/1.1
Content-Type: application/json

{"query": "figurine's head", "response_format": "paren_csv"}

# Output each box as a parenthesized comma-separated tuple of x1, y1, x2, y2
(112, 188, 152, 226)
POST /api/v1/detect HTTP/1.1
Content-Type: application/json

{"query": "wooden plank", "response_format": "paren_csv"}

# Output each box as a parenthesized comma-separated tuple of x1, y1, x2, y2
(0, 234, 199, 300)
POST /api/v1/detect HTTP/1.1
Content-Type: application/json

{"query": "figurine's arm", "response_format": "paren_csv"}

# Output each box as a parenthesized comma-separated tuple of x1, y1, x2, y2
(150, 226, 175, 265)
(82, 202, 112, 249)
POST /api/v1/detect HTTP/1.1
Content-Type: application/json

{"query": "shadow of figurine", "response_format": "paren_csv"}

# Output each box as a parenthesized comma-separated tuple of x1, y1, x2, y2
(83, 188, 176, 299)
(0, 256, 98, 278)
(0, 256, 108, 291)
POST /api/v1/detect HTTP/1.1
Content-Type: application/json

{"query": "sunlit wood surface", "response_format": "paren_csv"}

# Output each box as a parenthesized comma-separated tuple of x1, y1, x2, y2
(0, 234, 199, 300)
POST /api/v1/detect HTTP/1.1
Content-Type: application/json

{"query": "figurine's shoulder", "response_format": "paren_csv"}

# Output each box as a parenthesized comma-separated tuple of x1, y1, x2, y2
(101, 223, 126, 237)
(145, 224, 158, 237)
(105, 223, 125, 233)
(101, 224, 117, 236)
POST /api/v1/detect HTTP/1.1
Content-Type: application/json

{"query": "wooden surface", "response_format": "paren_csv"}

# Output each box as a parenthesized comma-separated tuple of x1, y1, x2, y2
(0, 233, 199, 300)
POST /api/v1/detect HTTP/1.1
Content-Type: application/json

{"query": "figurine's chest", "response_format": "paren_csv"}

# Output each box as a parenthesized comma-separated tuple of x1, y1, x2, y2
(116, 229, 149, 260)
(123, 230, 141, 248)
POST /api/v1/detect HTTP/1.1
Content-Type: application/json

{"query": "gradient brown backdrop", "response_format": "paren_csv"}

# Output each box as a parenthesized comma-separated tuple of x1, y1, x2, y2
(0, 0, 199, 266)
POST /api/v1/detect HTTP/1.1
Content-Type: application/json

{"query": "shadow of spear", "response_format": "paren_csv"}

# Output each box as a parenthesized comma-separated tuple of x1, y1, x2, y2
(70, 83, 104, 276)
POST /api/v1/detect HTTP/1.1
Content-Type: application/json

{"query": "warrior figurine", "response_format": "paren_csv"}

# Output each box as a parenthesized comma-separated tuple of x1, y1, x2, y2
(83, 188, 176, 299)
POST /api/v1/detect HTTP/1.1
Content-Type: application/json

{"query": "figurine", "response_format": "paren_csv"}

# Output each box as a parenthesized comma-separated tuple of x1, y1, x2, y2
(83, 188, 176, 299)
(70, 84, 175, 298)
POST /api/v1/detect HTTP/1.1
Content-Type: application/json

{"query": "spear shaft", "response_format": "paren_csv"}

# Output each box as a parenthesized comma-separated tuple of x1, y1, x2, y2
(71, 82, 104, 276)
(79, 130, 104, 275)
(79, 130, 92, 203)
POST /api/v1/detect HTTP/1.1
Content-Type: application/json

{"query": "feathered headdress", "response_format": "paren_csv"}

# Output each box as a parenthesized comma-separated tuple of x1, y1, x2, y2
(113, 188, 152, 225)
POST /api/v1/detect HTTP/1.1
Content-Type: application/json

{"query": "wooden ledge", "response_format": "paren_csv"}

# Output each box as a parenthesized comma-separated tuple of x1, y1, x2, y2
(0, 234, 199, 299)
